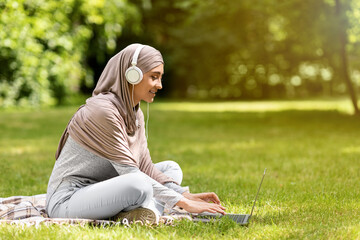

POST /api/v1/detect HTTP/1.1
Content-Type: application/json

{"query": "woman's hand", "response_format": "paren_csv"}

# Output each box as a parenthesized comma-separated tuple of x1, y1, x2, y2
(176, 197, 226, 215)
(176, 192, 226, 214)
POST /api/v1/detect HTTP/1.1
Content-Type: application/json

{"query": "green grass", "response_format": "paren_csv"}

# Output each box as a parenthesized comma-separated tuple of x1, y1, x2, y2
(0, 99, 359, 239)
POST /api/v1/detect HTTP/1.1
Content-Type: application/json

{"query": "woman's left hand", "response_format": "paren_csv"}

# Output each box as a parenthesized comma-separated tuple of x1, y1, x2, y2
(182, 192, 222, 205)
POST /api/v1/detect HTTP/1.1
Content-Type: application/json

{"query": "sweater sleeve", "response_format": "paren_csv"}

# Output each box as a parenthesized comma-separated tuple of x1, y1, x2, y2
(164, 182, 188, 194)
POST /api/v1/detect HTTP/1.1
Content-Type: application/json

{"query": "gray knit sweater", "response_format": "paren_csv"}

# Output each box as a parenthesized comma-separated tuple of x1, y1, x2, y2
(46, 136, 185, 212)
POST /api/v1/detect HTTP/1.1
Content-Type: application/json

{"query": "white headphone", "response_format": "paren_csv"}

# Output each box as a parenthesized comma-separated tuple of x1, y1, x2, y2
(125, 44, 145, 85)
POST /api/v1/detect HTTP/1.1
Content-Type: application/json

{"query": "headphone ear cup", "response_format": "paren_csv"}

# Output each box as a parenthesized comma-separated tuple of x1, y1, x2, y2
(125, 66, 143, 85)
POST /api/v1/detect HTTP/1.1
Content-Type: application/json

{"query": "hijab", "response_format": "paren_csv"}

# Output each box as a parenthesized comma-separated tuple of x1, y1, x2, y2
(55, 44, 164, 165)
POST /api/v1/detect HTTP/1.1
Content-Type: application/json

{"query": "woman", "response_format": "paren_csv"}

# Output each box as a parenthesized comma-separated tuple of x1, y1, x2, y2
(46, 44, 225, 224)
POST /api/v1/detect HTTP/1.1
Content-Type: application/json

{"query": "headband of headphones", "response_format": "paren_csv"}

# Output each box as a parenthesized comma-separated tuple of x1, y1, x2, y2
(131, 45, 145, 66)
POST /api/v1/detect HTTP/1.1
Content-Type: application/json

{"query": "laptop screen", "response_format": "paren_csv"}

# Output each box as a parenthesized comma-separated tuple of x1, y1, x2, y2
(249, 168, 267, 217)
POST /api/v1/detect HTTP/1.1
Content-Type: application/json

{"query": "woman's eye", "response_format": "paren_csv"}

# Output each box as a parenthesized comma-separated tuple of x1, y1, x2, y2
(151, 76, 158, 80)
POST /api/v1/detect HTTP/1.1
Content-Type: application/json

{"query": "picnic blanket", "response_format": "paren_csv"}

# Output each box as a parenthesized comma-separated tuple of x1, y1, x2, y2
(0, 194, 191, 227)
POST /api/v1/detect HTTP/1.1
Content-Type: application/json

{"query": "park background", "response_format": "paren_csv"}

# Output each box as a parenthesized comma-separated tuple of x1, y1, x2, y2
(0, 0, 360, 239)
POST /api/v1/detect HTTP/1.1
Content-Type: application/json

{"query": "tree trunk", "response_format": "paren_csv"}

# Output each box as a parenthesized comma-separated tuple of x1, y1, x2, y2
(335, 0, 359, 115)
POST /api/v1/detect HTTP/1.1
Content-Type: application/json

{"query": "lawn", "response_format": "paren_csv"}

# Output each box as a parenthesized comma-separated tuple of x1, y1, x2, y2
(0, 99, 359, 239)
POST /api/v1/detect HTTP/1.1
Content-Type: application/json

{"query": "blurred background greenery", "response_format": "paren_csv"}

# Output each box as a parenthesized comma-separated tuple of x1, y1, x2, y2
(0, 0, 359, 114)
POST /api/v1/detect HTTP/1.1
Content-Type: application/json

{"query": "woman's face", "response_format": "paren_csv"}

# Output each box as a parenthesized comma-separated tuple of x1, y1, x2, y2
(132, 64, 164, 105)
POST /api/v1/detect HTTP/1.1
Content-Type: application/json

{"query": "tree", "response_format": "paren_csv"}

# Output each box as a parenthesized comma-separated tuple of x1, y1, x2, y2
(0, 0, 137, 107)
(335, 0, 359, 115)
(150, 0, 360, 114)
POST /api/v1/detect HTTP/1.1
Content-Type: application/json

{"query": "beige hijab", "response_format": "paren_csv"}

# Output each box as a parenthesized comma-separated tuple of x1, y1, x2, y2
(55, 44, 164, 166)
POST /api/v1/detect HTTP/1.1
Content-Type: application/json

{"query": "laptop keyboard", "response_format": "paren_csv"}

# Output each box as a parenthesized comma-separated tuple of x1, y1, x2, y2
(195, 212, 249, 224)
(226, 214, 247, 224)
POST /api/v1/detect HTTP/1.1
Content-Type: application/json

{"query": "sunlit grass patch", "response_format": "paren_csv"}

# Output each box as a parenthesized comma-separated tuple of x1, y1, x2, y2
(341, 146, 360, 154)
(153, 98, 356, 114)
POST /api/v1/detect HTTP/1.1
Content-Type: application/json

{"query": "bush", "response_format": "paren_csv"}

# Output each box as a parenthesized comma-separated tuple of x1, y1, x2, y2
(0, 0, 137, 107)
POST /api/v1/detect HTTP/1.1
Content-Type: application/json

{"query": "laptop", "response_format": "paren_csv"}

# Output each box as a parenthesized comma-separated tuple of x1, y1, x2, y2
(193, 168, 267, 225)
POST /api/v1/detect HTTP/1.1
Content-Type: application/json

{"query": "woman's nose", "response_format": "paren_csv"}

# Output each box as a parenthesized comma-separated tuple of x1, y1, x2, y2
(156, 80, 162, 89)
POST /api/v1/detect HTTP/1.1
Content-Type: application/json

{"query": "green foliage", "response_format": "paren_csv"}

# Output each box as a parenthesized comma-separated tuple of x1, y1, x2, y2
(0, 0, 137, 107)
(1, 0, 360, 107)
(0, 100, 359, 238)
(129, 0, 360, 100)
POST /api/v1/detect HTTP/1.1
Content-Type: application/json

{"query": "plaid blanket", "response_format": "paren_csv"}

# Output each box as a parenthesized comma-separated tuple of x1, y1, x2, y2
(0, 194, 190, 227)
(0, 194, 47, 220)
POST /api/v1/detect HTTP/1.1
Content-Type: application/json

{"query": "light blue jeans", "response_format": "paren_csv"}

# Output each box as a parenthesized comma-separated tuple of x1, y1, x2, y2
(47, 161, 183, 219)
